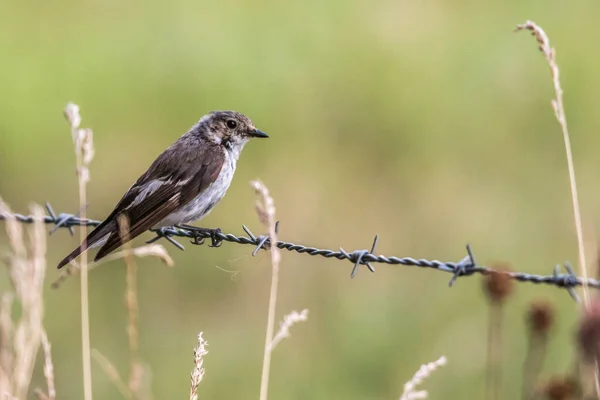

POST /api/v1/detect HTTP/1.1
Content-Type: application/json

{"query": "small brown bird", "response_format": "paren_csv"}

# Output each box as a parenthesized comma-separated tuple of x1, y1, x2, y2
(57, 111, 268, 269)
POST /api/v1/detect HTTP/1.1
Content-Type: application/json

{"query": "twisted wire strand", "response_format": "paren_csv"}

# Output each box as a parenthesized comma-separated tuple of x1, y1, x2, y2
(1, 203, 598, 298)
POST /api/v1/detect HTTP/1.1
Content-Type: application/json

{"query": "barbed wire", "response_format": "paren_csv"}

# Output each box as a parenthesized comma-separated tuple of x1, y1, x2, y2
(1, 203, 598, 300)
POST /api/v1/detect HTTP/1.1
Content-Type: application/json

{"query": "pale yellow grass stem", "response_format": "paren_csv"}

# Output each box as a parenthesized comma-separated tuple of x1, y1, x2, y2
(515, 21, 589, 306)
(252, 180, 281, 400)
(117, 215, 144, 396)
(91, 349, 133, 400)
(40, 329, 56, 399)
(0, 201, 49, 398)
(65, 102, 95, 400)
(51, 244, 174, 289)
(516, 20, 596, 395)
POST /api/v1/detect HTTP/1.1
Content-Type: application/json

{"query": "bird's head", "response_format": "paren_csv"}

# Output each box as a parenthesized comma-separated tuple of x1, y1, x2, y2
(195, 111, 268, 153)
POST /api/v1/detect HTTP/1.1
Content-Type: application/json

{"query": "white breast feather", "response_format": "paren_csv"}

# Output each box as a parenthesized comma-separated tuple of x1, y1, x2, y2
(156, 150, 237, 227)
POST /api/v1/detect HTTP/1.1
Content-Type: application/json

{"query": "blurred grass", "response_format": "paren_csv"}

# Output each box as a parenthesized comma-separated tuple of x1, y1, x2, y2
(2, 0, 600, 398)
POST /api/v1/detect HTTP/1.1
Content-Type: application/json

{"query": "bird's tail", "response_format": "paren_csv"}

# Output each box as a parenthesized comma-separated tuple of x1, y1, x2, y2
(56, 243, 89, 269)
(56, 221, 113, 269)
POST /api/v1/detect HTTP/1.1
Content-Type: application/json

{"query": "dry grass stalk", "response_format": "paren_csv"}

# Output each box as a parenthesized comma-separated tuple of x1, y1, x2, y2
(0, 200, 51, 399)
(483, 266, 514, 400)
(34, 328, 56, 400)
(515, 20, 596, 396)
(91, 349, 134, 400)
(51, 244, 174, 289)
(399, 356, 447, 400)
(88, 216, 155, 400)
(116, 215, 145, 397)
(189, 332, 209, 400)
(0, 293, 14, 393)
(65, 102, 95, 400)
(39, 329, 56, 400)
(251, 180, 281, 400)
(515, 21, 589, 306)
(34, 389, 50, 400)
(268, 309, 309, 351)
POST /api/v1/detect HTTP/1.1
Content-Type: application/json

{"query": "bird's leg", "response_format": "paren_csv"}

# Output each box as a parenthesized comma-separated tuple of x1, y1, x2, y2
(179, 224, 223, 248)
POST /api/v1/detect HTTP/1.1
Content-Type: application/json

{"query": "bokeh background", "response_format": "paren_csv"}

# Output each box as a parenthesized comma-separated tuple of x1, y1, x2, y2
(2, 1, 600, 398)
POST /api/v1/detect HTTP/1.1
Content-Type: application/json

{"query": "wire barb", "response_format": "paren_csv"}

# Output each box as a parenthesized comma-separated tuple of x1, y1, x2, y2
(247, 221, 280, 256)
(45, 203, 73, 236)
(553, 263, 580, 302)
(146, 227, 185, 251)
(2, 206, 600, 295)
(448, 244, 477, 287)
(340, 235, 378, 278)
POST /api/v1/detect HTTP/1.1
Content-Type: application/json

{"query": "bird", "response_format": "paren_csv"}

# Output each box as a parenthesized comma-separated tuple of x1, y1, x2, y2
(57, 110, 268, 269)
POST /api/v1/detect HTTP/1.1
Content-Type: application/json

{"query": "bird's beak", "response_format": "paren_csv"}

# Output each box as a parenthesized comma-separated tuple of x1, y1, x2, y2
(248, 128, 269, 138)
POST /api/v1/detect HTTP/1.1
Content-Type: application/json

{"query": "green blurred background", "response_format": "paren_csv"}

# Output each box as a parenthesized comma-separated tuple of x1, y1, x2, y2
(2, 0, 600, 398)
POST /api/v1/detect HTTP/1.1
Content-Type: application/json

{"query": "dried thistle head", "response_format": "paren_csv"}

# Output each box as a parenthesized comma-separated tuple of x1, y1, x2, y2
(577, 294, 600, 362)
(542, 376, 576, 400)
(527, 300, 554, 336)
(483, 265, 514, 304)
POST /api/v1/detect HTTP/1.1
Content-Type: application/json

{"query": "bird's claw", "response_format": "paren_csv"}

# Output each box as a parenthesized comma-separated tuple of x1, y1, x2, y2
(184, 226, 223, 248)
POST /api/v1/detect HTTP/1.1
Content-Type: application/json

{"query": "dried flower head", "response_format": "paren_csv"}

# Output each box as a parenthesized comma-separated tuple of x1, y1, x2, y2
(483, 265, 514, 303)
(577, 294, 600, 362)
(64, 102, 82, 131)
(251, 180, 276, 228)
(400, 356, 447, 400)
(543, 376, 576, 400)
(268, 309, 309, 351)
(190, 332, 208, 400)
(515, 21, 553, 59)
(64, 102, 94, 183)
(527, 300, 554, 336)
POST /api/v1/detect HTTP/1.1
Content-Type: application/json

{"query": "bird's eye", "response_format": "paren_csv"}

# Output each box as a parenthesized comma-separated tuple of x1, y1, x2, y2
(226, 120, 237, 129)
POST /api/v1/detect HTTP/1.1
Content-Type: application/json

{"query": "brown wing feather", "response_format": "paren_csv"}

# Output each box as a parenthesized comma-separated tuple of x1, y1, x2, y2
(93, 146, 225, 261)
(93, 187, 182, 261)
(55, 217, 117, 269)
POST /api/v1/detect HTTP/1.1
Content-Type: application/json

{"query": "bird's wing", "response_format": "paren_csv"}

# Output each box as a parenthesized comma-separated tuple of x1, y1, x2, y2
(93, 144, 226, 261)
(57, 142, 225, 268)
(55, 217, 117, 269)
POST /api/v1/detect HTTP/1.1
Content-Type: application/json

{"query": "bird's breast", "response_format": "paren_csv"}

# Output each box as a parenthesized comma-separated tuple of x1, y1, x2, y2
(158, 154, 236, 226)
